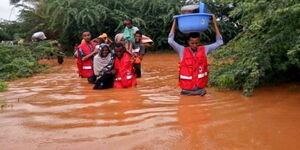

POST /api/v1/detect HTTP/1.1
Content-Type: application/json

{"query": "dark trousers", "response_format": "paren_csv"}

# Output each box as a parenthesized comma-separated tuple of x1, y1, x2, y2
(87, 75, 96, 84)
(134, 63, 141, 78)
(57, 56, 64, 64)
(180, 87, 207, 96)
(93, 74, 115, 90)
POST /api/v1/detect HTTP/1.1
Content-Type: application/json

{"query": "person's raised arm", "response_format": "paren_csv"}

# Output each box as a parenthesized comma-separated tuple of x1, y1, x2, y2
(212, 14, 221, 36)
(205, 14, 224, 55)
(168, 19, 184, 59)
(169, 19, 176, 35)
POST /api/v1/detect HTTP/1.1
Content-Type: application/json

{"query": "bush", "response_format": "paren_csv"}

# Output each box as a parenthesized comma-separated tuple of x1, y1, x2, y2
(0, 81, 8, 92)
(209, 0, 300, 96)
(0, 41, 58, 81)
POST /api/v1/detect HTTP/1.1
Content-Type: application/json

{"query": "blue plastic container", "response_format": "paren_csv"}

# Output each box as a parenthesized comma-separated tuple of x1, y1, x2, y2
(173, 2, 211, 33)
(199, 2, 206, 13)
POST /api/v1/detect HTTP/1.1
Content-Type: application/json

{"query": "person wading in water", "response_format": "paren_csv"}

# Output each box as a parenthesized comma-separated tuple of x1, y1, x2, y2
(77, 31, 98, 83)
(168, 14, 224, 96)
(93, 44, 115, 90)
(113, 43, 137, 88)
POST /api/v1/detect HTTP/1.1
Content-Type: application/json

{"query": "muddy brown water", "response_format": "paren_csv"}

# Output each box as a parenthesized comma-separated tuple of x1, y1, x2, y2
(1, 53, 300, 150)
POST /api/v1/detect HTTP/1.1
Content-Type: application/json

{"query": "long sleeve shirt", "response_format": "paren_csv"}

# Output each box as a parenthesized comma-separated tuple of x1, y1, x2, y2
(168, 33, 224, 61)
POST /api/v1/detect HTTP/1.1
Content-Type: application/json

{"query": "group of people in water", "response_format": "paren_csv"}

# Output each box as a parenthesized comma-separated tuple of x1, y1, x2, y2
(76, 15, 223, 96)
(76, 18, 143, 90)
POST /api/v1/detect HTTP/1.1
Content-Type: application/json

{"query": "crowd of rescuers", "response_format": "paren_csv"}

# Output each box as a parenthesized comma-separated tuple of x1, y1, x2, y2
(75, 18, 144, 90)
(75, 16, 223, 96)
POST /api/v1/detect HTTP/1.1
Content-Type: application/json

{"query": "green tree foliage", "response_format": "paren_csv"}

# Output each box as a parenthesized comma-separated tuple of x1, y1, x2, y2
(15, 0, 54, 40)
(12, 0, 239, 49)
(40, 0, 182, 49)
(0, 21, 22, 41)
(209, 0, 300, 96)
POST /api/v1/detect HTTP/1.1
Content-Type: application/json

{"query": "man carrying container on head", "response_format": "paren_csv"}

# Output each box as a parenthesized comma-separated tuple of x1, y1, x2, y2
(168, 14, 224, 96)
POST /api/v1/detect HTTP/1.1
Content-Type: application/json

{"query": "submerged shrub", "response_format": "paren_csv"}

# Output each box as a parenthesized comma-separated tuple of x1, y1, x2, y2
(0, 41, 56, 81)
(209, 0, 300, 96)
(0, 81, 8, 92)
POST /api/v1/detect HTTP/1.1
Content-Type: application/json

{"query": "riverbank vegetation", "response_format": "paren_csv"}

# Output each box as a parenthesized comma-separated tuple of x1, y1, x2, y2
(0, 40, 61, 91)
(0, 81, 8, 92)
(209, 0, 300, 96)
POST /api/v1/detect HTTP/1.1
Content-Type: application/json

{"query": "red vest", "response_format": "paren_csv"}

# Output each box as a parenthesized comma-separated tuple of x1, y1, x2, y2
(114, 52, 137, 88)
(77, 42, 96, 78)
(179, 46, 208, 90)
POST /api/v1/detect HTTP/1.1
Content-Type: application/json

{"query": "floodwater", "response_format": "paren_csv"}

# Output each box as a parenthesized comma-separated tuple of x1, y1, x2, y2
(0, 53, 300, 150)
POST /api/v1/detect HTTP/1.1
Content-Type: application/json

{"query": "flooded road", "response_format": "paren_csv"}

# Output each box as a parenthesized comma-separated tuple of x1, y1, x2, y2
(1, 53, 300, 150)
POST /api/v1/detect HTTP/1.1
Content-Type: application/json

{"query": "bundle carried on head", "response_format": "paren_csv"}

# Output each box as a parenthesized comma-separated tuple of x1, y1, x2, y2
(173, 2, 211, 33)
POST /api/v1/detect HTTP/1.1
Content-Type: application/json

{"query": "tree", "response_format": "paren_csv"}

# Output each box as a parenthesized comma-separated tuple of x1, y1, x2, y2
(209, 0, 300, 96)
(11, 0, 240, 49)
(0, 20, 22, 41)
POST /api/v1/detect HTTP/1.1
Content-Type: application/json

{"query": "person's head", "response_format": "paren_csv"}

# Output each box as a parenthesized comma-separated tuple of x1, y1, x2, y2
(187, 32, 200, 50)
(99, 33, 108, 40)
(114, 43, 125, 58)
(100, 44, 110, 57)
(135, 31, 142, 43)
(82, 31, 91, 43)
(124, 18, 133, 28)
(94, 37, 105, 45)
(57, 43, 62, 48)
